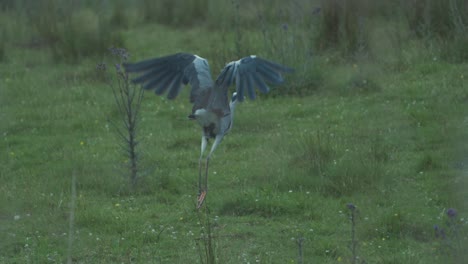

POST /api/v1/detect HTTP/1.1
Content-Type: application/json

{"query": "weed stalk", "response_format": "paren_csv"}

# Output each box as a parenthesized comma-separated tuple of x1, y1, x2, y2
(98, 47, 144, 188)
(347, 203, 358, 264)
(67, 171, 77, 264)
(196, 205, 216, 264)
(296, 234, 305, 264)
(232, 0, 242, 57)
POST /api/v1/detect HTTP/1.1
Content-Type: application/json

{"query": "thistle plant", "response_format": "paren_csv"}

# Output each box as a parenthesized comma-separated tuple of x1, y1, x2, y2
(97, 47, 144, 188)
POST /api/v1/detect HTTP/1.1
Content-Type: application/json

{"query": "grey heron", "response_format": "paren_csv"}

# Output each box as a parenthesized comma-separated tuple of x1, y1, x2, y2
(124, 53, 292, 208)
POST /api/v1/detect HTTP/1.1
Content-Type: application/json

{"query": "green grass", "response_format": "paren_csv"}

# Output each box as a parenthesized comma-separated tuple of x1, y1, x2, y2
(1, 2, 468, 263)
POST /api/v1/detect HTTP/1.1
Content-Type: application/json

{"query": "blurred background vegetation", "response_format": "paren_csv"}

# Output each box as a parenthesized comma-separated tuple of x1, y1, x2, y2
(1, 0, 467, 79)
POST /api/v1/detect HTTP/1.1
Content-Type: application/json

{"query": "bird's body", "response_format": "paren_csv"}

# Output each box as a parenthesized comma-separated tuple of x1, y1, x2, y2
(124, 53, 292, 208)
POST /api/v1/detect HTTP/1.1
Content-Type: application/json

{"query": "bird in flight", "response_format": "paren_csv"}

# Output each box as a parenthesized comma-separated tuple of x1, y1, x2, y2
(124, 53, 293, 208)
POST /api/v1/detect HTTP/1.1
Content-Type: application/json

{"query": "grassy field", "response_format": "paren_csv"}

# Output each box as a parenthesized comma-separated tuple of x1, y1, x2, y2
(1, 1, 468, 263)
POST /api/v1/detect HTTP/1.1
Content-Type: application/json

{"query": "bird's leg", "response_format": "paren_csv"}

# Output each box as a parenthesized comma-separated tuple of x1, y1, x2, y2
(198, 137, 208, 196)
(204, 135, 224, 193)
(204, 156, 210, 192)
(197, 135, 223, 209)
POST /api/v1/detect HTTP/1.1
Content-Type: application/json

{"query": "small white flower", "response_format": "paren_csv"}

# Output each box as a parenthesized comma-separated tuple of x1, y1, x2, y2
(14, 215, 20, 220)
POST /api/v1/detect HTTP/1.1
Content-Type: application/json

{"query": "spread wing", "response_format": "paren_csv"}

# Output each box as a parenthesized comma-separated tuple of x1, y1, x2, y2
(123, 53, 214, 108)
(215, 55, 293, 102)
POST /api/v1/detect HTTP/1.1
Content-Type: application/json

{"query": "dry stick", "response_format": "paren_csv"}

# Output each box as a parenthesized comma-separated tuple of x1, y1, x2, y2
(67, 171, 77, 264)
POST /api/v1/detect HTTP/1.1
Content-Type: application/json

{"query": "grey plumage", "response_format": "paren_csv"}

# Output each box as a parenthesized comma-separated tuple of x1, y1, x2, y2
(123, 52, 293, 208)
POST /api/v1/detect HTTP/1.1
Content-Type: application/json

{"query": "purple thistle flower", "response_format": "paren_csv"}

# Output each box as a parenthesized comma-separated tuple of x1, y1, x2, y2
(96, 63, 107, 71)
(109, 47, 130, 61)
(447, 208, 457, 218)
(347, 203, 356, 211)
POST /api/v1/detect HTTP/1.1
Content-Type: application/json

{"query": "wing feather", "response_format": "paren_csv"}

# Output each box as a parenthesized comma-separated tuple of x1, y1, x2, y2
(152, 72, 178, 95)
(167, 74, 184, 100)
(251, 73, 270, 94)
(123, 53, 214, 104)
(215, 55, 293, 101)
(245, 74, 256, 100)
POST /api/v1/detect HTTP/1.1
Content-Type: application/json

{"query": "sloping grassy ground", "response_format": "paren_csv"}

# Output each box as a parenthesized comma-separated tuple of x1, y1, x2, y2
(1, 2, 468, 263)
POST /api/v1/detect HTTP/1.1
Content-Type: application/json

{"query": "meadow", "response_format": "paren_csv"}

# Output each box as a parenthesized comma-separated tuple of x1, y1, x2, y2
(0, 0, 467, 263)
